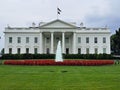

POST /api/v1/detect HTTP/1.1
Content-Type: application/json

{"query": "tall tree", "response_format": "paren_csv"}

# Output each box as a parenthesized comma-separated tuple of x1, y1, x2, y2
(111, 28, 120, 54)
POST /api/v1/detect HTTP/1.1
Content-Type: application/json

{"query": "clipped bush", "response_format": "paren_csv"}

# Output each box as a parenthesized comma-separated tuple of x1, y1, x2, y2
(1, 54, 114, 60)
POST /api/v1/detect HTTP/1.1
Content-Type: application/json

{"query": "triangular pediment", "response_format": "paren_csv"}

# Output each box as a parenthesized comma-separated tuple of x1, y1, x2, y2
(40, 19, 77, 29)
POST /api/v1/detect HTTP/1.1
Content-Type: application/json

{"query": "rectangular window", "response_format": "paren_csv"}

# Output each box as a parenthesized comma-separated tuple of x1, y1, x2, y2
(103, 48, 106, 54)
(17, 48, 21, 54)
(66, 48, 69, 54)
(34, 37, 38, 43)
(46, 48, 50, 54)
(86, 48, 89, 54)
(78, 37, 81, 43)
(9, 48, 12, 54)
(66, 37, 69, 43)
(94, 37, 97, 43)
(46, 37, 50, 43)
(86, 37, 89, 43)
(78, 48, 81, 54)
(26, 48, 29, 54)
(34, 48, 38, 54)
(103, 37, 106, 43)
(95, 48, 98, 54)
(26, 37, 29, 43)
(9, 37, 12, 43)
(17, 37, 21, 43)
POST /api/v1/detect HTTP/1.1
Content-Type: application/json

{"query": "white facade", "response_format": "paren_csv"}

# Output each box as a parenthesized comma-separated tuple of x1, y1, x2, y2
(4, 19, 111, 54)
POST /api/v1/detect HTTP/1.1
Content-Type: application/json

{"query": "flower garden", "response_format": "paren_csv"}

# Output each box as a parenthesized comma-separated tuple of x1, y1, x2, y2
(4, 60, 114, 66)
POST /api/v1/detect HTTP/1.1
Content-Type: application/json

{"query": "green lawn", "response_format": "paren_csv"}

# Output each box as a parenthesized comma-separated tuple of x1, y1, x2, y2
(0, 65, 120, 90)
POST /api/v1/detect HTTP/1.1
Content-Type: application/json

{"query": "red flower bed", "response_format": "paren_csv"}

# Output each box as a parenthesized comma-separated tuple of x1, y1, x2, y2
(4, 60, 114, 66)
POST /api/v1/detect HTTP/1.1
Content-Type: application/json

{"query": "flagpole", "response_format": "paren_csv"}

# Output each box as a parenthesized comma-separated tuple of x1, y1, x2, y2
(57, 0, 59, 19)
(57, 0, 61, 19)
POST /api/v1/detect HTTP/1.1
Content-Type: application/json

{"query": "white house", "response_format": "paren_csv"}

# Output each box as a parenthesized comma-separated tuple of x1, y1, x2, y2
(4, 19, 111, 54)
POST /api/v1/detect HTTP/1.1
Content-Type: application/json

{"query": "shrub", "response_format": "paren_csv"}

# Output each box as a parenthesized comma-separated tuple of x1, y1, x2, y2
(1, 54, 114, 60)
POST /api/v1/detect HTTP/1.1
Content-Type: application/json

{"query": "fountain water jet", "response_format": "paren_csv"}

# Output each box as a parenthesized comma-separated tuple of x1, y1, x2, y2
(55, 41, 63, 62)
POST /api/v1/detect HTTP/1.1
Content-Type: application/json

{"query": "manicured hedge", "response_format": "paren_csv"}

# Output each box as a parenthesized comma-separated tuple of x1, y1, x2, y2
(63, 54, 114, 59)
(0, 54, 114, 60)
(4, 60, 114, 66)
(0, 54, 55, 60)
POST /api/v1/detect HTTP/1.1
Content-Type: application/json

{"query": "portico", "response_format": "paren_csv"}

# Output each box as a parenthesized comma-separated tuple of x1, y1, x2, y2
(40, 31, 74, 54)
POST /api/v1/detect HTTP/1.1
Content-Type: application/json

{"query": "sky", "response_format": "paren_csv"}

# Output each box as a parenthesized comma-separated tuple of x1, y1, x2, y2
(0, 0, 120, 51)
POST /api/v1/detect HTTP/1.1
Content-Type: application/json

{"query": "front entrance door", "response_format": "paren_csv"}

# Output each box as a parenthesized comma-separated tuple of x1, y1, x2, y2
(78, 48, 81, 54)
(66, 48, 69, 54)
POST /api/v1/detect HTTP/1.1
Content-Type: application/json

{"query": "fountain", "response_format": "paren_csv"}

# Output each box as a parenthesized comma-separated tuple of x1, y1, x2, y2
(55, 41, 63, 62)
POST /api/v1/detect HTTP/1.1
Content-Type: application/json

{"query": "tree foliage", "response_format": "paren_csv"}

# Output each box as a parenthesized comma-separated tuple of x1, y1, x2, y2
(111, 28, 120, 54)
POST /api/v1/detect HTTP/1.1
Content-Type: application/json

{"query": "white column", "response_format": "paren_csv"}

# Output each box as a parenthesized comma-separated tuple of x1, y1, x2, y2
(73, 32, 76, 54)
(40, 32, 43, 54)
(51, 32, 54, 54)
(108, 36, 111, 54)
(62, 32, 65, 54)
